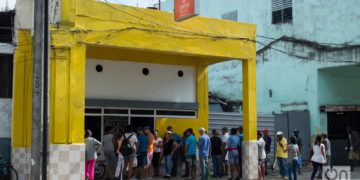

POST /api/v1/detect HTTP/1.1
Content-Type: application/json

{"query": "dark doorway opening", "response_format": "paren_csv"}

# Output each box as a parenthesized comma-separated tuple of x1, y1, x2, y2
(130, 117, 154, 132)
(85, 116, 102, 141)
(327, 111, 360, 165)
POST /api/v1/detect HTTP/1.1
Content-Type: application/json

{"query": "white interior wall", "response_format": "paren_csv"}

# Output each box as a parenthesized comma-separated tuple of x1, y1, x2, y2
(86, 59, 196, 103)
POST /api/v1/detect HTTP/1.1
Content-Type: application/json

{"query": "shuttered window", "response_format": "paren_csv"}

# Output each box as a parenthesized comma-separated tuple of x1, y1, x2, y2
(222, 10, 238, 22)
(272, 0, 292, 24)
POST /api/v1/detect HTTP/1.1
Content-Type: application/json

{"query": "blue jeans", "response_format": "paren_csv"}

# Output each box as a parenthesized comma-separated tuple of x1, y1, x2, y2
(164, 155, 173, 176)
(288, 159, 298, 180)
(277, 157, 288, 177)
(212, 155, 222, 178)
(199, 156, 209, 180)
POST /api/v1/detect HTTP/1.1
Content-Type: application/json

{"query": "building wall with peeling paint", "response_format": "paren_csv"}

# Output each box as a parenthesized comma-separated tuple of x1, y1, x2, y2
(161, 0, 360, 134)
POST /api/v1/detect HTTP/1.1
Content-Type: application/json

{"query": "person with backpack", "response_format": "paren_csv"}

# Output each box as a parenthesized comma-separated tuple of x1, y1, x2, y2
(121, 125, 138, 179)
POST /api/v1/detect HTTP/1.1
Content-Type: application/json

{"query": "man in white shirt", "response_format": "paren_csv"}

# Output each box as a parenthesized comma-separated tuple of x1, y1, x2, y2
(103, 126, 116, 179)
(221, 127, 230, 176)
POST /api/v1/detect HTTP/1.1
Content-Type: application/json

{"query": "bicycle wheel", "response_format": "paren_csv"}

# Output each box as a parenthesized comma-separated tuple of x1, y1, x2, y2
(94, 163, 106, 178)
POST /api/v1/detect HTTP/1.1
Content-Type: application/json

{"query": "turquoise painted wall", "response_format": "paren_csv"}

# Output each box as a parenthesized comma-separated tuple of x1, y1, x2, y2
(161, 0, 360, 134)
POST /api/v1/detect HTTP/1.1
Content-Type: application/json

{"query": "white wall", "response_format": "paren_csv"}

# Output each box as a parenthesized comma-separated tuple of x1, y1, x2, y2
(0, 99, 12, 138)
(86, 59, 196, 103)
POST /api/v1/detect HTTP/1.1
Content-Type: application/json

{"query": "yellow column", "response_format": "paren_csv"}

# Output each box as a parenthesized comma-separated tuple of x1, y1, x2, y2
(242, 57, 258, 180)
(50, 45, 86, 144)
(12, 30, 33, 148)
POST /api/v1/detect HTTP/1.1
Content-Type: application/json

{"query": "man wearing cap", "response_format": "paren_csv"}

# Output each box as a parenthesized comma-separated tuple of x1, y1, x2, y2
(198, 127, 211, 180)
(263, 128, 272, 175)
(276, 131, 288, 179)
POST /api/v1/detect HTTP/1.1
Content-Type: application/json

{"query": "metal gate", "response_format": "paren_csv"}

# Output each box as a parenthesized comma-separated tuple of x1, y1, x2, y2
(209, 112, 275, 160)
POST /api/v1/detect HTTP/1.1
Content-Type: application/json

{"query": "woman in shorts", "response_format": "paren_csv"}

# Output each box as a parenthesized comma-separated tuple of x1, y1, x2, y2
(227, 128, 240, 180)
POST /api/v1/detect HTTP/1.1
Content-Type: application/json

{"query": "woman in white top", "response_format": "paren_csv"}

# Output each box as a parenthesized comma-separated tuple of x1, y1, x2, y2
(311, 135, 326, 180)
(152, 130, 163, 176)
(257, 131, 266, 180)
(286, 136, 300, 180)
(85, 130, 101, 180)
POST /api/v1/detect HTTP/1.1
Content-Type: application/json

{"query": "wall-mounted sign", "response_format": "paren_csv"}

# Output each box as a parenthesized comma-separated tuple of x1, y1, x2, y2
(174, 0, 200, 21)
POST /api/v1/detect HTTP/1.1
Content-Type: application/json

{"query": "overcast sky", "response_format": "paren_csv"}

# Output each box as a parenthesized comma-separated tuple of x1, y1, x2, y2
(0, 0, 162, 11)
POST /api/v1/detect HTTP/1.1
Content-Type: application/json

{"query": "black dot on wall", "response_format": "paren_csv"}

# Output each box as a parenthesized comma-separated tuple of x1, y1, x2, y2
(178, 70, 184, 77)
(142, 68, 149, 76)
(96, 65, 103, 72)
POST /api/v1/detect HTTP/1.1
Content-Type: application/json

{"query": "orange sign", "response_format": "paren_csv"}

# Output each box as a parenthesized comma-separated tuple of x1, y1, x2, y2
(174, 0, 199, 21)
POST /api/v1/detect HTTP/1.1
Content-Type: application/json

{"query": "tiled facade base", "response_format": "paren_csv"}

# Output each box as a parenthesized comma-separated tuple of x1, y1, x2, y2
(12, 148, 31, 180)
(49, 144, 85, 180)
(242, 141, 258, 180)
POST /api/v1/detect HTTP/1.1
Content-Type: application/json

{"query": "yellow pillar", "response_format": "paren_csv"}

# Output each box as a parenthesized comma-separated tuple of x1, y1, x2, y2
(50, 44, 86, 144)
(242, 57, 258, 180)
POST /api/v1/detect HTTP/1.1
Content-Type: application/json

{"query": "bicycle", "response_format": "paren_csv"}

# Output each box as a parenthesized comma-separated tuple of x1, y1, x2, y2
(0, 156, 19, 180)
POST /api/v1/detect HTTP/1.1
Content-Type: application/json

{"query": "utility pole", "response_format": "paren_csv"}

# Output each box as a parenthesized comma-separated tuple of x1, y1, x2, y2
(158, 0, 161, 10)
(32, 0, 49, 178)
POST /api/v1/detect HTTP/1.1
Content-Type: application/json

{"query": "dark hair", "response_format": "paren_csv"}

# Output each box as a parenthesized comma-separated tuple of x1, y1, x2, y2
(187, 128, 194, 135)
(314, 135, 322, 145)
(238, 126, 243, 130)
(212, 129, 218, 135)
(167, 126, 173, 131)
(222, 127, 228, 132)
(137, 127, 144, 132)
(230, 128, 237, 135)
(85, 129, 92, 138)
(290, 136, 297, 144)
(105, 126, 113, 133)
(322, 133, 328, 138)
(124, 125, 132, 133)
(257, 130, 262, 137)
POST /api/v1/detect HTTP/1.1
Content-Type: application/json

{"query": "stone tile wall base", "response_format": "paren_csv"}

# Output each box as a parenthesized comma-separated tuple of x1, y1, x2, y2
(242, 141, 259, 180)
(49, 144, 85, 180)
(12, 144, 85, 180)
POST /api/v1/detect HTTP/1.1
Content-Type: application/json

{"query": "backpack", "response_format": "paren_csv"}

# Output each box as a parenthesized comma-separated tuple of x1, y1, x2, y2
(120, 134, 135, 156)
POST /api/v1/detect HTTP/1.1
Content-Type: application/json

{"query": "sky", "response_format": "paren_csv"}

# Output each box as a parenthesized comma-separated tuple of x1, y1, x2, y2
(0, 0, 163, 11)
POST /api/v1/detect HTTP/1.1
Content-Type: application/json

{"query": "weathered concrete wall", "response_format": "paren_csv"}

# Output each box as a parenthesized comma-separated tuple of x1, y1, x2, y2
(161, 0, 360, 133)
(0, 98, 12, 138)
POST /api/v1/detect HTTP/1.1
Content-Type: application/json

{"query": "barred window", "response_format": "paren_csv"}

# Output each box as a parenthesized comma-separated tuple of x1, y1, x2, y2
(222, 10, 238, 22)
(272, 0, 292, 24)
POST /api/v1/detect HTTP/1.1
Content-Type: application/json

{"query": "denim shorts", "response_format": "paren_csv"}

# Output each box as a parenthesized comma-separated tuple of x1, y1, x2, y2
(186, 155, 196, 167)
(124, 152, 136, 161)
(228, 150, 239, 165)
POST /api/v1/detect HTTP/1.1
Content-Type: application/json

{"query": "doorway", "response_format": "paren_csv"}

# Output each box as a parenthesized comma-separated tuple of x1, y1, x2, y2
(130, 117, 155, 132)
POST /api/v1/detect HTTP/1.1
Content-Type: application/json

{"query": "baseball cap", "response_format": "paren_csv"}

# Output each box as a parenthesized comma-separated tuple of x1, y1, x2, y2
(276, 131, 283, 136)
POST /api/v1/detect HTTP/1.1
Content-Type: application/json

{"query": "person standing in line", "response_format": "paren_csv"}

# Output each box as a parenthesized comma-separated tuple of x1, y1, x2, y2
(167, 126, 182, 177)
(198, 127, 211, 180)
(181, 130, 189, 178)
(185, 128, 197, 179)
(85, 130, 102, 180)
(346, 126, 360, 172)
(257, 131, 266, 180)
(103, 126, 116, 179)
(144, 126, 154, 178)
(152, 130, 163, 177)
(263, 128, 272, 175)
(238, 126, 244, 179)
(310, 135, 326, 180)
(122, 125, 139, 179)
(221, 127, 230, 176)
(293, 129, 303, 175)
(163, 131, 179, 179)
(322, 134, 331, 167)
(114, 133, 124, 180)
(286, 137, 300, 180)
(276, 131, 288, 179)
(227, 128, 240, 180)
(136, 127, 149, 179)
(210, 129, 223, 178)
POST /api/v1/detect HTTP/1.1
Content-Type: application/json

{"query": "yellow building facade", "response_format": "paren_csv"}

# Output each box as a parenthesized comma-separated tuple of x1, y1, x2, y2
(12, 0, 258, 179)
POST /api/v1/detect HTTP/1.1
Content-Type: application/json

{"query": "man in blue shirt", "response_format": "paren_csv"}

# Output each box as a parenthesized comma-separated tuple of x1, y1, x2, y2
(137, 127, 149, 179)
(185, 128, 197, 178)
(167, 126, 182, 177)
(198, 127, 211, 180)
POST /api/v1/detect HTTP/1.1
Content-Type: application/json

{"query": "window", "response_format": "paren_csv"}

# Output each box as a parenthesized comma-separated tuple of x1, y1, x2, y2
(222, 10, 238, 22)
(272, 0, 292, 24)
(0, 54, 13, 98)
